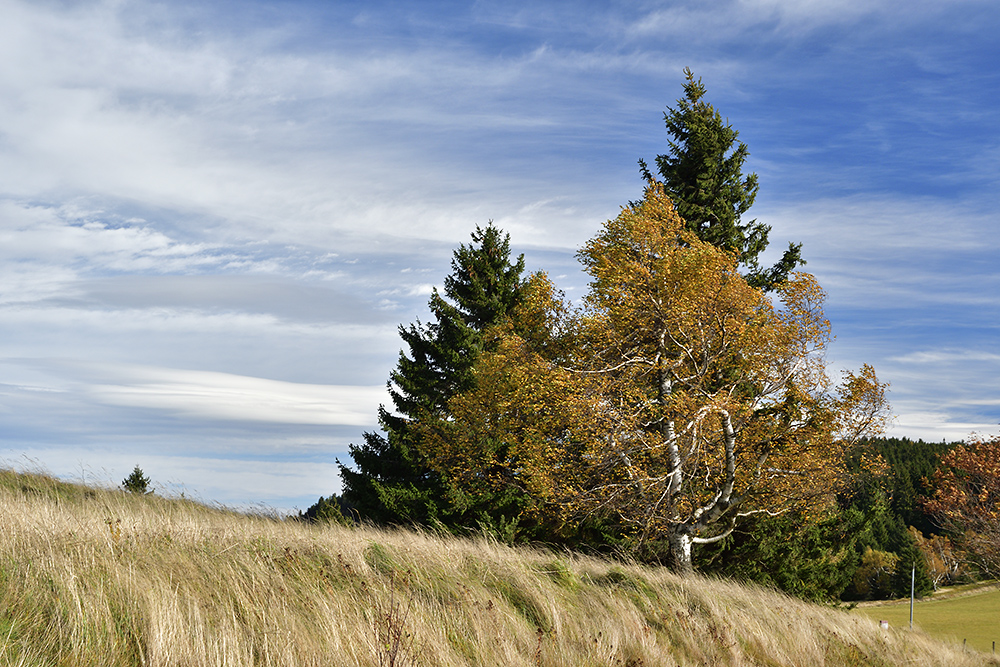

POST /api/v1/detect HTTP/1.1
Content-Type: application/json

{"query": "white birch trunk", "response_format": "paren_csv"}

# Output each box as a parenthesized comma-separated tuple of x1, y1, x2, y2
(667, 528, 694, 575)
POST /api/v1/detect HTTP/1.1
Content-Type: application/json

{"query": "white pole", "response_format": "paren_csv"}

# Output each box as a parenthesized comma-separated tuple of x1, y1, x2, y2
(910, 564, 915, 629)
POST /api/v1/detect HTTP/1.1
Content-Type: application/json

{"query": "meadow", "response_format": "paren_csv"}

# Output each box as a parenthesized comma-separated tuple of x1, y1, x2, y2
(0, 468, 995, 666)
(854, 584, 1000, 654)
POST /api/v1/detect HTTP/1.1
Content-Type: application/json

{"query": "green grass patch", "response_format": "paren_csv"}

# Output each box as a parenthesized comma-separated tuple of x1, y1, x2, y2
(484, 575, 550, 631)
(533, 559, 578, 589)
(854, 585, 1000, 653)
(593, 567, 658, 599)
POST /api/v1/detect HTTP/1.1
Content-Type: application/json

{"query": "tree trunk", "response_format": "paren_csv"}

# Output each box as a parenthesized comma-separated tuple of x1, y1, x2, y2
(667, 527, 694, 575)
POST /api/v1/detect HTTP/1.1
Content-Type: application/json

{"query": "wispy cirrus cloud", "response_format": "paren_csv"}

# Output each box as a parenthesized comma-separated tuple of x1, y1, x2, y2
(888, 351, 1000, 365)
(1, 0, 998, 508)
(0, 0, 637, 255)
(80, 363, 386, 426)
(628, 0, 993, 42)
(0, 202, 218, 272)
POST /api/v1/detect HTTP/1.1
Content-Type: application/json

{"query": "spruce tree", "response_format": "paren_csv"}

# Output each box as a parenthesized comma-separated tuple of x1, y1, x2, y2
(338, 224, 526, 527)
(122, 465, 151, 494)
(640, 68, 803, 289)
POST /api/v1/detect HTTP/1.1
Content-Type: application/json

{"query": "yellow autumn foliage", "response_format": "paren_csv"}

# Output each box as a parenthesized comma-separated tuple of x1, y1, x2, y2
(419, 184, 889, 570)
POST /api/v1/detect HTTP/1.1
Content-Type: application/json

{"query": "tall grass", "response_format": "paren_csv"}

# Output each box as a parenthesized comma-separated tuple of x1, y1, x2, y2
(0, 468, 994, 666)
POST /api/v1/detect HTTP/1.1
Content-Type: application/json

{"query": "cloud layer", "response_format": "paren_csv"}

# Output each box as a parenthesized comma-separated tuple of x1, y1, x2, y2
(1, 0, 998, 508)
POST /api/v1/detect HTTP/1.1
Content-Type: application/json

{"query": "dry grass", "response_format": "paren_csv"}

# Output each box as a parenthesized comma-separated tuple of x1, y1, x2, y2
(0, 469, 995, 666)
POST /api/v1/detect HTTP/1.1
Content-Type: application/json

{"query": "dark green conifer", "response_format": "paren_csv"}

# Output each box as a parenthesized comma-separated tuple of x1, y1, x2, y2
(338, 225, 526, 527)
(640, 68, 803, 289)
(122, 465, 151, 495)
(890, 527, 934, 600)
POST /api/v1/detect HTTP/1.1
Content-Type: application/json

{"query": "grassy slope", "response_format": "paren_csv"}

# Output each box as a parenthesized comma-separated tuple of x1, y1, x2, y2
(854, 585, 1000, 654)
(0, 469, 995, 667)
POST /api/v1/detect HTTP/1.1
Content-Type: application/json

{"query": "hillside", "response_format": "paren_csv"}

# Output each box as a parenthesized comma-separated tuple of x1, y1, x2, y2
(0, 469, 993, 666)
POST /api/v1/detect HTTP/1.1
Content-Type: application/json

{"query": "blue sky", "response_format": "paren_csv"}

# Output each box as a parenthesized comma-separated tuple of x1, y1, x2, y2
(1, 0, 998, 511)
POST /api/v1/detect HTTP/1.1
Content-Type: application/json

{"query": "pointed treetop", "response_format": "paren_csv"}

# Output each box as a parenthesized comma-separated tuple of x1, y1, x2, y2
(444, 223, 526, 329)
(640, 67, 803, 289)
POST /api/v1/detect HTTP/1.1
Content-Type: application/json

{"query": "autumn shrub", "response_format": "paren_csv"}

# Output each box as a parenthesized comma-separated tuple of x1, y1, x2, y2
(924, 434, 1000, 577)
(849, 547, 900, 599)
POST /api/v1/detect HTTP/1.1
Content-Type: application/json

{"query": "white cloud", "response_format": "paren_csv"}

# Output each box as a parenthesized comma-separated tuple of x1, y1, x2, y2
(0, 201, 218, 277)
(629, 0, 986, 41)
(888, 350, 1000, 364)
(753, 195, 1000, 311)
(759, 195, 988, 255)
(0, 305, 400, 390)
(888, 411, 997, 444)
(0, 0, 637, 256)
(68, 362, 388, 425)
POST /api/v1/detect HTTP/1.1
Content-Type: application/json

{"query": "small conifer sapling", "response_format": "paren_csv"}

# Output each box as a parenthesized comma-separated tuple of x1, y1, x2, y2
(122, 465, 152, 495)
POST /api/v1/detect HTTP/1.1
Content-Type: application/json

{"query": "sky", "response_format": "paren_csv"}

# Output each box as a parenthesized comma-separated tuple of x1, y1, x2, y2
(1, 0, 998, 512)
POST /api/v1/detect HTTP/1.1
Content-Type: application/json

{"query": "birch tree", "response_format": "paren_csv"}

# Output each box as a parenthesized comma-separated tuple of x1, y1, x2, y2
(421, 184, 888, 572)
(568, 183, 889, 572)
